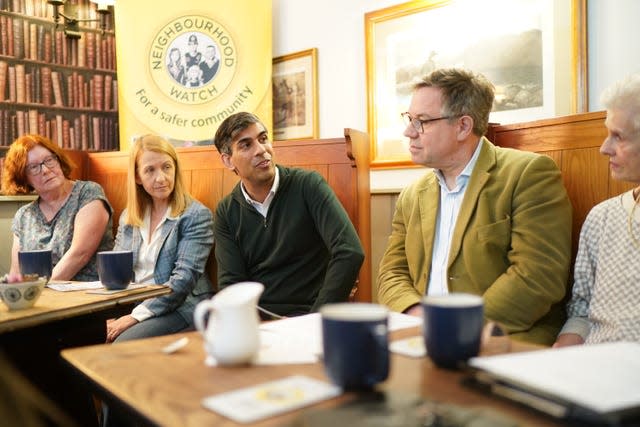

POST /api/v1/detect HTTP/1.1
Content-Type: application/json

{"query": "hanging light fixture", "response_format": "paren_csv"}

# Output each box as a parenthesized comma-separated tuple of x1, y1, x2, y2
(47, 0, 114, 39)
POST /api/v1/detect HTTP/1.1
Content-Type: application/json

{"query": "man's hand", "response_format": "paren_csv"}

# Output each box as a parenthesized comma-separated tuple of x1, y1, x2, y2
(404, 304, 423, 317)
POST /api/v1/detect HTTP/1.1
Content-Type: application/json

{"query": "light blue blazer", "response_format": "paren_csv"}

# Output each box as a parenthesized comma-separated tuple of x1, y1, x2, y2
(114, 199, 214, 324)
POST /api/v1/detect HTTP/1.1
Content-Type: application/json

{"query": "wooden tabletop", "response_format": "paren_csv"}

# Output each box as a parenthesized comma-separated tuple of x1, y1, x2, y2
(62, 327, 562, 427)
(0, 285, 170, 334)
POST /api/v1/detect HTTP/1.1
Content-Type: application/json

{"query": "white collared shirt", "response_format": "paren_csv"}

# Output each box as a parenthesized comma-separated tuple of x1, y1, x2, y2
(240, 167, 280, 217)
(131, 205, 176, 322)
(427, 138, 484, 296)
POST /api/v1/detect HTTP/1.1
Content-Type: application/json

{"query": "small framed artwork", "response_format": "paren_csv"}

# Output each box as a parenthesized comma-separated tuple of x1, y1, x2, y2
(272, 48, 319, 141)
(365, 0, 587, 167)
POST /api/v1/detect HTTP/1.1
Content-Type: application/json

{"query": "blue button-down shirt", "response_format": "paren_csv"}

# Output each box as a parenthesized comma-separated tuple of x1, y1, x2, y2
(427, 138, 483, 295)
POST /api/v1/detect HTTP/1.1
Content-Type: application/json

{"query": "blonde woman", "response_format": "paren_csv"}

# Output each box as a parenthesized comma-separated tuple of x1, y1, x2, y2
(106, 135, 214, 342)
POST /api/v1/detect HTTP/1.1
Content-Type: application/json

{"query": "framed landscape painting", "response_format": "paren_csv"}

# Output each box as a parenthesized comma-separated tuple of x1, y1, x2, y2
(365, 0, 587, 167)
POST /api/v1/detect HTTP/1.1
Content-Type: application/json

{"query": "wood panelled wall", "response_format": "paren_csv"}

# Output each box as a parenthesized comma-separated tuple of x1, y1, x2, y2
(489, 111, 634, 257)
(67, 111, 625, 302)
(69, 129, 373, 302)
(371, 111, 634, 299)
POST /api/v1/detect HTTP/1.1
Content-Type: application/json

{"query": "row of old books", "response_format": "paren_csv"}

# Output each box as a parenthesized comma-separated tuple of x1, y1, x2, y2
(0, 108, 119, 151)
(0, 60, 118, 110)
(0, 14, 116, 70)
(0, 0, 113, 31)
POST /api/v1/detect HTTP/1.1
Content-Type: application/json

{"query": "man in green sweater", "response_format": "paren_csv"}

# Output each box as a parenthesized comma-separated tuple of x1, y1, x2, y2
(213, 112, 365, 317)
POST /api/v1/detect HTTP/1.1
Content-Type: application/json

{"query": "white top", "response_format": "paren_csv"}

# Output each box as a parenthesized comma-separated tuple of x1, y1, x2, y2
(130, 206, 175, 322)
(241, 167, 280, 218)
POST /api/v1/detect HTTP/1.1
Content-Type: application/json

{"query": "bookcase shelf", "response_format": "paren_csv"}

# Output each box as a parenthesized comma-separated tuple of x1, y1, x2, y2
(0, 0, 115, 33)
(0, 0, 118, 152)
(0, 53, 116, 73)
(0, 99, 117, 113)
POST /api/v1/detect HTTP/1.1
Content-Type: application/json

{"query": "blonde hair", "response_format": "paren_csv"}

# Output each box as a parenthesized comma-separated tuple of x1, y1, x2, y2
(125, 135, 191, 226)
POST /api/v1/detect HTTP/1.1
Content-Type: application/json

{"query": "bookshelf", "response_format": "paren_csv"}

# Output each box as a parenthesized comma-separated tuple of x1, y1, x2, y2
(0, 0, 118, 154)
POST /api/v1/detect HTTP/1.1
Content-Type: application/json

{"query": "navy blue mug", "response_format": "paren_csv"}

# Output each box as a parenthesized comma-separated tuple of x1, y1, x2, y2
(422, 293, 484, 369)
(97, 251, 133, 290)
(18, 249, 53, 280)
(321, 303, 389, 390)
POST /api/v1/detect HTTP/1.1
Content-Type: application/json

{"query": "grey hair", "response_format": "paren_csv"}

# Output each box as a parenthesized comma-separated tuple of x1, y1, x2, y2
(601, 73, 640, 134)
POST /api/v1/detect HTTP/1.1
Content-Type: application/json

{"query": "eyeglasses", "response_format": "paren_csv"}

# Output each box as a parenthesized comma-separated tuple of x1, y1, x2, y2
(26, 156, 59, 176)
(401, 112, 455, 134)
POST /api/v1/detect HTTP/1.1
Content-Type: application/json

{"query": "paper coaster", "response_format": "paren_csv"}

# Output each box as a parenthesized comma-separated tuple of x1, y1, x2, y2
(85, 283, 148, 295)
(389, 336, 426, 358)
(201, 375, 341, 423)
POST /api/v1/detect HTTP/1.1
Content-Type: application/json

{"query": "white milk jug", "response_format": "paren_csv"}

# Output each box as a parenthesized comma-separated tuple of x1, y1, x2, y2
(193, 281, 264, 365)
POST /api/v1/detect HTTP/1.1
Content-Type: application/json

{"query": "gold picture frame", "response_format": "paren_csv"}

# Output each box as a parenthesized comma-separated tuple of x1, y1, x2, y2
(365, 0, 587, 168)
(272, 48, 319, 141)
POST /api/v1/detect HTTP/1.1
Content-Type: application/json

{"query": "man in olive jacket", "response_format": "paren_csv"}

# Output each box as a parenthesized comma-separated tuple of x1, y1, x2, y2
(377, 69, 572, 345)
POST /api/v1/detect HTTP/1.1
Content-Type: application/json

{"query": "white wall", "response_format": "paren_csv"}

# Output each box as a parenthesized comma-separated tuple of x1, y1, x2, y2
(587, 0, 640, 110)
(273, 0, 640, 191)
(273, 0, 398, 138)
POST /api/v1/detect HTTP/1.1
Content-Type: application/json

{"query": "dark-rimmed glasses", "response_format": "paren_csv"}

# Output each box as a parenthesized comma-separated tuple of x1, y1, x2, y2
(26, 156, 59, 176)
(401, 112, 455, 134)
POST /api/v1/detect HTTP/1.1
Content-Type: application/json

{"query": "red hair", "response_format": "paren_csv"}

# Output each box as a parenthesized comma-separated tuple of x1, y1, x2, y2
(1, 134, 76, 195)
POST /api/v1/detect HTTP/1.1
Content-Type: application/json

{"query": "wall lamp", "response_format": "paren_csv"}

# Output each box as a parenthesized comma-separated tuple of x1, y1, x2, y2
(47, 0, 114, 39)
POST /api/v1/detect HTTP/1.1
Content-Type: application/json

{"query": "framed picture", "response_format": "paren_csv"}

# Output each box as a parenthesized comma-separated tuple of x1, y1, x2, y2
(365, 0, 587, 167)
(272, 48, 319, 141)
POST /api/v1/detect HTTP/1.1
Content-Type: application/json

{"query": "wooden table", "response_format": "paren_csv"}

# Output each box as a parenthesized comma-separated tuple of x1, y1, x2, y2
(62, 327, 564, 427)
(1, 284, 171, 427)
(0, 285, 170, 333)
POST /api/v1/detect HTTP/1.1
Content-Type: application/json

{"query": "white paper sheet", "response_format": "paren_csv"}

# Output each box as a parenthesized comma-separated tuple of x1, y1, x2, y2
(47, 281, 150, 294)
(469, 341, 640, 414)
(47, 281, 103, 291)
(85, 283, 149, 294)
(204, 311, 422, 366)
(388, 311, 423, 331)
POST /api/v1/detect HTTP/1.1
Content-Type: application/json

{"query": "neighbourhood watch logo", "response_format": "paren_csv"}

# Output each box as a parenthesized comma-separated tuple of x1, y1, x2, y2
(148, 15, 237, 105)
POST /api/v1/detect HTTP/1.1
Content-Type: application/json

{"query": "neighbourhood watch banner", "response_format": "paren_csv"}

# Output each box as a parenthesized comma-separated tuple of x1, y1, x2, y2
(114, 1, 272, 150)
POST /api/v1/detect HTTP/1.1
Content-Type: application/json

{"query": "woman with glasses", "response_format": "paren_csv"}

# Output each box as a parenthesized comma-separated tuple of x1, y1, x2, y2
(1, 134, 113, 281)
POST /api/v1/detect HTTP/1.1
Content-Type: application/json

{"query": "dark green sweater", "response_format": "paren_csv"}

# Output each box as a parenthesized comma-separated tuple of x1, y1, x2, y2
(214, 166, 364, 316)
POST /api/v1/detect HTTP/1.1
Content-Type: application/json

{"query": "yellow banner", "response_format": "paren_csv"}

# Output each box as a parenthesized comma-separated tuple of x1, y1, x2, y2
(114, 1, 272, 150)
